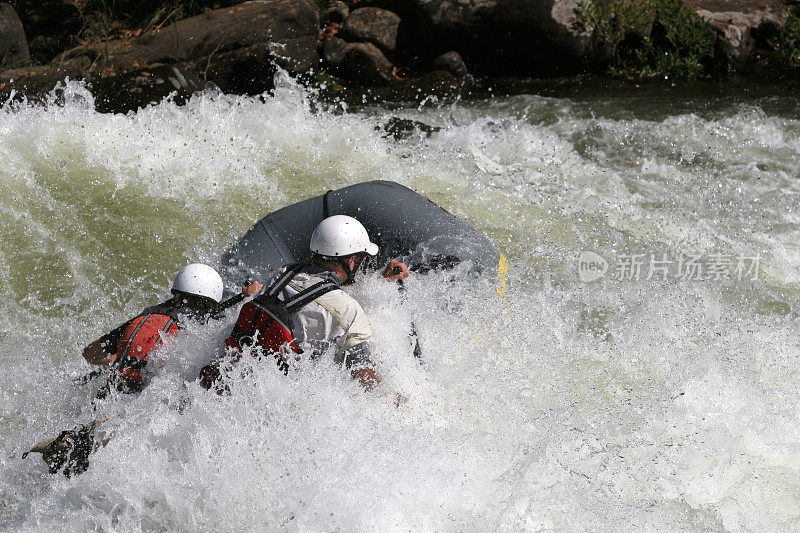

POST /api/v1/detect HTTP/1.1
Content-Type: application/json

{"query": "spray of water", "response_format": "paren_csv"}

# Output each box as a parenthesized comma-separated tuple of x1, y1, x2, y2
(1, 74, 799, 530)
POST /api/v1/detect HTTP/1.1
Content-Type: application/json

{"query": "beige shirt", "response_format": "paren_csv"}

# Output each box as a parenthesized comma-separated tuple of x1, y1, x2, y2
(280, 269, 373, 366)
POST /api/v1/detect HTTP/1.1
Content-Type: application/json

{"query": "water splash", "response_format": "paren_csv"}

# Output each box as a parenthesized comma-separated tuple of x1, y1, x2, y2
(1, 78, 800, 530)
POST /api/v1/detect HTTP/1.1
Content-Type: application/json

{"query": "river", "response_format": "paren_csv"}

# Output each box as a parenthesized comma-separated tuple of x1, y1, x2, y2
(1, 73, 799, 531)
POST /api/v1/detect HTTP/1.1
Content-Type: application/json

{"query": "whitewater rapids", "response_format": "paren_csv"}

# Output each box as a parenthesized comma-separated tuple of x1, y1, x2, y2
(1, 74, 800, 531)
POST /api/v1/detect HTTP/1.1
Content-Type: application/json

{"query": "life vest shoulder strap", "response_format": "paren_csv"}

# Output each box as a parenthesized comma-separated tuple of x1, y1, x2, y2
(284, 280, 340, 315)
(118, 313, 152, 360)
(229, 266, 338, 346)
(266, 263, 305, 298)
(261, 263, 339, 315)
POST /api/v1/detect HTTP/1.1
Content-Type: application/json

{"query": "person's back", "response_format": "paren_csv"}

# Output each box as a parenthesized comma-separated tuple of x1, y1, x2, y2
(85, 263, 260, 394)
(280, 264, 374, 378)
(27, 263, 261, 477)
(219, 215, 409, 391)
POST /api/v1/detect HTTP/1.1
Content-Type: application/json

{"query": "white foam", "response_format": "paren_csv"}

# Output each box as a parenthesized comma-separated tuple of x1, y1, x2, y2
(2, 77, 800, 530)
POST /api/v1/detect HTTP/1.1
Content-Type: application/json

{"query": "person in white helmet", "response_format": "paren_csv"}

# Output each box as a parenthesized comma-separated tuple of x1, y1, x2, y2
(24, 265, 262, 477)
(297, 215, 408, 389)
(221, 215, 408, 392)
(83, 263, 262, 394)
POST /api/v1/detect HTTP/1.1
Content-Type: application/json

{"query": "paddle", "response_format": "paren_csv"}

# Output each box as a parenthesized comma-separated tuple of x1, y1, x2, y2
(394, 268, 422, 360)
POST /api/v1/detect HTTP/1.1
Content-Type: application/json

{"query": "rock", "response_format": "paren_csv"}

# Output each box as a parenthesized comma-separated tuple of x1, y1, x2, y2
(338, 42, 396, 86)
(0, 3, 29, 68)
(58, 0, 319, 78)
(350, 69, 465, 103)
(197, 35, 318, 94)
(93, 64, 204, 114)
(326, 1, 350, 23)
(322, 35, 351, 67)
(403, 69, 463, 98)
(0, 59, 88, 103)
(340, 7, 401, 54)
(362, 0, 589, 75)
(378, 117, 440, 139)
(683, 0, 787, 69)
(12, 0, 81, 62)
(431, 51, 467, 77)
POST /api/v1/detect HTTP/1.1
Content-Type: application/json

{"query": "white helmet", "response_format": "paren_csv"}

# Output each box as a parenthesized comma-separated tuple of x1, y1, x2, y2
(310, 215, 379, 257)
(172, 263, 224, 303)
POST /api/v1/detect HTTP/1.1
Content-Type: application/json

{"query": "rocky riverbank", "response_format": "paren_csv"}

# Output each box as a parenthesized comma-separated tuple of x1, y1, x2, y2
(0, 0, 797, 113)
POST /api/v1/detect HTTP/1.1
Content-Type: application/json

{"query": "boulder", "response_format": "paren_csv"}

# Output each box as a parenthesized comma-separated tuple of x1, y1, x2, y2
(338, 42, 396, 86)
(431, 51, 467, 76)
(322, 35, 351, 67)
(0, 59, 88, 103)
(0, 3, 29, 68)
(12, 0, 82, 62)
(326, 1, 350, 23)
(362, 0, 589, 75)
(683, 0, 787, 69)
(378, 116, 440, 139)
(350, 69, 465, 103)
(93, 64, 204, 114)
(58, 0, 319, 79)
(197, 36, 318, 94)
(340, 7, 401, 54)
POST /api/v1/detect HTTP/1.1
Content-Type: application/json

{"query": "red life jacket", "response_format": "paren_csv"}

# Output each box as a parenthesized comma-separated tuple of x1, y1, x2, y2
(202, 264, 338, 390)
(114, 313, 179, 385)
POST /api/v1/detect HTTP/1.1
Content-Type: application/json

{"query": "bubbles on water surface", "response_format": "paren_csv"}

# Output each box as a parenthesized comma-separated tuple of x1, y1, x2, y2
(0, 78, 799, 530)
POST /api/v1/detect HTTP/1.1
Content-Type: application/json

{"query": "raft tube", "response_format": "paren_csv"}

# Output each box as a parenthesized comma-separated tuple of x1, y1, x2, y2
(221, 180, 499, 284)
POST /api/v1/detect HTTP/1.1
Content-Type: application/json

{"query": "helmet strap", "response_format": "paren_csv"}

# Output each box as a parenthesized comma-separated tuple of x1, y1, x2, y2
(339, 253, 365, 285)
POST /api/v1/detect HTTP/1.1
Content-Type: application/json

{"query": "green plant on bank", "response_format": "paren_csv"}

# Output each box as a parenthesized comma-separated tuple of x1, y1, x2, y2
(573, 0, 715, 80)
(779, 8, 800, 66)
(0, 50, 28, 72)
(76, 0, 241, 43)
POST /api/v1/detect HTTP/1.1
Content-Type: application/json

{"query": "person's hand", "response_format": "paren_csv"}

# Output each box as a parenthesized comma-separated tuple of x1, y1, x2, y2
(242, 280, 263, 297)
(382, 260, 409, 282)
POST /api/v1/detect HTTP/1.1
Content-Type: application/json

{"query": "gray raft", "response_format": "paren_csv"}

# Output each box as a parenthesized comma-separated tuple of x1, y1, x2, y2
(221, 181, 498, 285)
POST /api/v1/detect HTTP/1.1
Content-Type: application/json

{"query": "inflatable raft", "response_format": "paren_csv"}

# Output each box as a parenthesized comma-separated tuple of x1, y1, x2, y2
(221, 180, 499, 284)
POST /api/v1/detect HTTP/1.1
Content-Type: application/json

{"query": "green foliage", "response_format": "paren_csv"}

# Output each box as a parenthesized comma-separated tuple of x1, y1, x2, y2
(779, 11, 800, 66)
(0, 50, 27, 71)
(76, 0, 241, 43)
(573, 0, 715, 80)
(573, 0, 655, 58)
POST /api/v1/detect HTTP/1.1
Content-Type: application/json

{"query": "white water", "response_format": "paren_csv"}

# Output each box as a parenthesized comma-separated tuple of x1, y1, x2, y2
(1, 74, 800, 531)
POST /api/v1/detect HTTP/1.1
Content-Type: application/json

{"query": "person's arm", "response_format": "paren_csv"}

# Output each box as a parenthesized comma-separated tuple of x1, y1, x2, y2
(343, 342, 381, 390)
(213, 279, 263, 314)
(82, 322, 128, 366)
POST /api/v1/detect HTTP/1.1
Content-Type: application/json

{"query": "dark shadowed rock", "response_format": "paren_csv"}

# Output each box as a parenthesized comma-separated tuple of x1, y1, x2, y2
(323, 35, 350, 67)
(362, 0, 588, 76)
(340, 8, 401, 54)
(431, 51, 467, 76)
(683, 0, 787, 69)
(0, 59, 88, 102)
(12, 0, 81, 62)
(197, 35, 318, 94)
(93, 64, 204, 114)
(58, 0, 319, 77)
(354, 69, 465, 102)
(0, 3, 29, 67)
(338, 42, 396, 86)
(326, 1, 350, 23)
(378, 117, 440, 139)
